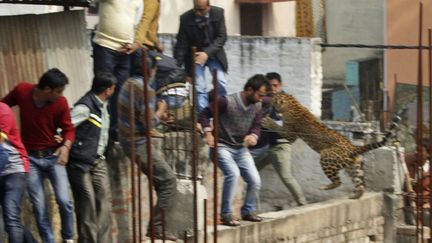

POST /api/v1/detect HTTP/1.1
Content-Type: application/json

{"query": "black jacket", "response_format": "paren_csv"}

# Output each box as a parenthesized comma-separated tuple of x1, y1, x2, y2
(68, 92, 104, 172)
(174, 6, 228, 75)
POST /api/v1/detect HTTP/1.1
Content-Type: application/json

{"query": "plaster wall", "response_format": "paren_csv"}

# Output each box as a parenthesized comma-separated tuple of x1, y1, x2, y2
(323, 0, 384, 83)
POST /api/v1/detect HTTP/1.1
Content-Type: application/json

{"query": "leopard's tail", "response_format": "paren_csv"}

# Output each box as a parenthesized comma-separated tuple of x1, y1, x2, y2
(351, 116, 401, 156)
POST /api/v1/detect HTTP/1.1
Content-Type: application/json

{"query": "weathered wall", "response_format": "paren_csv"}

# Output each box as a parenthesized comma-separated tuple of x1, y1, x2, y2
(259, 144, 404, 211)
(385, 0, 432, 114)
(323, 0, 384, 83)
(210, 192, 387, 243)
(160, 34, 323, 117)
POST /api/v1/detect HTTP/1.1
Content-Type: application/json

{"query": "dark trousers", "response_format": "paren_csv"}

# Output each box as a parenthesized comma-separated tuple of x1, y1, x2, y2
(93, 43, 131, 140)
(68, 160, 112, 243)
(122, 140, 177, 232)
(0, 173, 28, 243)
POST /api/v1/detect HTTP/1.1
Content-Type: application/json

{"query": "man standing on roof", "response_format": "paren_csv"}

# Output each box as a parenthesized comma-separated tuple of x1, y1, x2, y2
(174, 0, 228, 112)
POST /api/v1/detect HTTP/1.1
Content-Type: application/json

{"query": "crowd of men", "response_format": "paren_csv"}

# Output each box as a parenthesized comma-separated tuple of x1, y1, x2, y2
(0, 0, 307, 242)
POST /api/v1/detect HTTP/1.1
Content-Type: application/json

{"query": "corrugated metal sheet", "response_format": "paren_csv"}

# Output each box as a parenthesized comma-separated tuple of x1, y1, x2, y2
(0, 10, 92, 104)
(0, 0, 89, 7)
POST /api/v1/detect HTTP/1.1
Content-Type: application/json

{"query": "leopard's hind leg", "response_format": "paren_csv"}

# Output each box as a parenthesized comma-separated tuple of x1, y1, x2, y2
(346, 156, 365, 199)
(319, 152, 343, 190)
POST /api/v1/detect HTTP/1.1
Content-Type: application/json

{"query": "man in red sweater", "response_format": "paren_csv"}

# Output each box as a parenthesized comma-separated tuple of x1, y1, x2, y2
(2, 68, 75, 243)
(0, 102, 36, 242)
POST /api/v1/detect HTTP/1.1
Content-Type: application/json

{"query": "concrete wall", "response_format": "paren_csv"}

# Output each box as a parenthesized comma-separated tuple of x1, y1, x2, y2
(323, 0, 384, 83)
(210, 193, 387, 243)
(262, 1, 296, 37)
(160, 34, 323, 117)
(385, 0, 432, 114)
(258, 143, 404, 211)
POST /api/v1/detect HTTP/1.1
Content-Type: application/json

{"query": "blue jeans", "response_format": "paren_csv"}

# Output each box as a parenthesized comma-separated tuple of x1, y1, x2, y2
(210, 146, 261, 217)
(28, 155, 74, 243)
(0, 173, 27, 242)
(93, 43, 132, 140)
(195, 58, 227, 112)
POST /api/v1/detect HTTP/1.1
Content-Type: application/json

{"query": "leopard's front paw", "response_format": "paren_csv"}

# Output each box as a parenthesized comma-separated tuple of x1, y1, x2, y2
(262, 116, 276, 129)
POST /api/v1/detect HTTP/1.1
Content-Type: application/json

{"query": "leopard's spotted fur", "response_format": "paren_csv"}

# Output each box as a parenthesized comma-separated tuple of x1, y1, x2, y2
(262, 93, 400, 199)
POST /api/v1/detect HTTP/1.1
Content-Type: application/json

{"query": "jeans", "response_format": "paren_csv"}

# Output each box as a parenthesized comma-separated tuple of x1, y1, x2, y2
(0, 173, 27, 243)
(93, 43, 132, 140)
(210, 146, 261, 217)
(253, 143, 307, 205)
(195, 58, 227, 112)
(28, 154, 74, 243)
(68, 159, 112, 243)
(121, 139, 176, 232)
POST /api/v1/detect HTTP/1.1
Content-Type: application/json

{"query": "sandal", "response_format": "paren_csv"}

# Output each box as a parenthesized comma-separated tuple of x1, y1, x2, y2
(221, 215, 241, 227)
(242, 213, 263, 222)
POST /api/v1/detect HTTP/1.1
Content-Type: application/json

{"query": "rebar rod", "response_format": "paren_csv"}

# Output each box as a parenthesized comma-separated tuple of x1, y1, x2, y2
(191, 46, 199, 243)
(212, 68, 219, 243)
(129, 81, 137, 243)
(415, 3, 424, 242)
(142, 50, 155, 243)
(428, 28, 432, 240)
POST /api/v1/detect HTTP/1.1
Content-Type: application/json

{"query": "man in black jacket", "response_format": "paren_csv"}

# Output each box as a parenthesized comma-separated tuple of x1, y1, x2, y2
(68, 73, 116, 243)
(174, 0, 228, 112)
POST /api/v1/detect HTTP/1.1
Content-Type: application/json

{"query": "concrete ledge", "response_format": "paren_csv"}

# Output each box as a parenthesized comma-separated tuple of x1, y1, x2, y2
(205, 192, 385, 243)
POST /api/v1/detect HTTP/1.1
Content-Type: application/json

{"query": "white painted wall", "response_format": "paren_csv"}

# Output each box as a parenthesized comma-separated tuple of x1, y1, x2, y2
(323, 0, 384, 82)
(262, 1, 296, 37)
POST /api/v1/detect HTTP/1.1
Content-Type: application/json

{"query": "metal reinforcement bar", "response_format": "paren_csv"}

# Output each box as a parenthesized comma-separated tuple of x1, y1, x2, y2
(191, 47, 199, 243)
(415, 3, 424, 242)
(212, 68, 219, 243)
(129, 83, 137, 243)
(204, 199, 208, 243)
(428, 28, 432, 241)
(142, 51, 155, 243)
(320, 43, 432, 49)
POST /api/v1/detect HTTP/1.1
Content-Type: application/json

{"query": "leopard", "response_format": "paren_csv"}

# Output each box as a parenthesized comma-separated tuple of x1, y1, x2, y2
(262, 93, 400, 199)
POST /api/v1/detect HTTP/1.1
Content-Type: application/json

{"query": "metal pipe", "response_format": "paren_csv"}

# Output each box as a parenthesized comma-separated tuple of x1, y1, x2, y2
(416, 3, 424, 242)
(141, 50, 155, 243)
(212, 68, 219, 243)
(428, 28, 432, 240)
(162, 209, 166, 243)
(191, 46, 199, 243)
(129, 83, 137, 243)
(204, 199, 208, 243)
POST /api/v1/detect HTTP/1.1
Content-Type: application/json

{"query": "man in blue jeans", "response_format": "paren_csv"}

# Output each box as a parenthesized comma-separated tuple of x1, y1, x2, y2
(2, 69, 75, 243)
(199, 74, 267, 226)
(0, 102, 35, 242)
(174, 0, 228, 112)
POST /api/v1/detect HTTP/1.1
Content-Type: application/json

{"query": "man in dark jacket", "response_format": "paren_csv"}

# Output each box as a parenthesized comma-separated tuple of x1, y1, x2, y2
(174, 0, 228, 112)
(68, 73, 116, 243)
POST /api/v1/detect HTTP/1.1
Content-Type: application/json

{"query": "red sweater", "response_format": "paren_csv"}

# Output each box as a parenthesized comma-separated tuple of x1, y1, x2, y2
(0, 102, 29, 172)
(1, 83, 75, 150)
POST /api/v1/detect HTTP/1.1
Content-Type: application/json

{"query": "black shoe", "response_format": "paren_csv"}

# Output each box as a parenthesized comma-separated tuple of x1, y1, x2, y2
(146, 231, 177, 241)
(242, 213, 263, 222)
(220, 214, 241, 227)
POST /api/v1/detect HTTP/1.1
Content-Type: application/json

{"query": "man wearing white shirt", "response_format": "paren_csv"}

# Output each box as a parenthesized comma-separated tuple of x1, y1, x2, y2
(92, 0, 143, 140)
